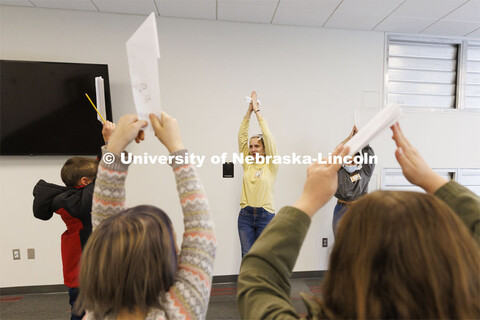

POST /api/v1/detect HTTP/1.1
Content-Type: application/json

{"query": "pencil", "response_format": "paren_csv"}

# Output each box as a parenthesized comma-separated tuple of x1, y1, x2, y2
(85, 93, 106, 123)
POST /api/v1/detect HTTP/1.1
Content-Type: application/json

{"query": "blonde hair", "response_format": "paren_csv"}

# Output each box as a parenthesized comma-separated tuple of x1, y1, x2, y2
(318, 191, 480, 319)
(249, 134, 265, 148)
(76, 205, 177, 317)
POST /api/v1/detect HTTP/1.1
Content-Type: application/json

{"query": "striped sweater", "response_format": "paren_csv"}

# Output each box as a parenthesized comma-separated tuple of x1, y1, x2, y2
(87, 147, 216, 320)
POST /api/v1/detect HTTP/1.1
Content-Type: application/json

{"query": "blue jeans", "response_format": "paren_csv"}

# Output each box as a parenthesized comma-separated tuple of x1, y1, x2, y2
(238, 206, 275, 257)
(332, 203, 348, 237)
(68, 287, 84, 320)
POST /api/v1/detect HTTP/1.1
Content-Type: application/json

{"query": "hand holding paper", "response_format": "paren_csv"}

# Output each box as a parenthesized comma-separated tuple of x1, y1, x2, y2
(106, 114, 148, 155)
(245, 96, 261, 105)
(150, 112, 185, 153)
(102, 121, 116, 144)
(345, 104, 403, 156)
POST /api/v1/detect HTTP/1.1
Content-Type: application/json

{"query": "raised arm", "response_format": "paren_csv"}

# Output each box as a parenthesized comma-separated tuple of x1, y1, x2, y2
(258, 118, 278, 158)
(339, 125, 358, 146)
(238, 95, 253, 156)
(391, 123, 480, 244)
(150, 113, 217, 319)
(91, 115, 147, 229)
(101, 120, 116, 144)
(360, 145, 375, 177)
(250, 91, 278, 159)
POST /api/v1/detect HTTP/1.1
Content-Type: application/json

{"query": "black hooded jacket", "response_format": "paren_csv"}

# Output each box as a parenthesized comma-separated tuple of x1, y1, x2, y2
(33, 179, 94, 287)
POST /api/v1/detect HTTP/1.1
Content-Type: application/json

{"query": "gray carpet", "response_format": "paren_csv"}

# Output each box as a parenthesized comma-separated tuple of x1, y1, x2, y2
(0, 292, 71, 320)
(1, 278, 323, 320)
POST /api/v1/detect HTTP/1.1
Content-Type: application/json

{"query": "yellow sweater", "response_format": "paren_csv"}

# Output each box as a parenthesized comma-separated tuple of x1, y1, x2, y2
(238, 118, 279, 213)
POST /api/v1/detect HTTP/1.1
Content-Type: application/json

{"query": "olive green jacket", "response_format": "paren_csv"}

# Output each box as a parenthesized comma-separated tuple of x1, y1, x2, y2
(237, 181, 480, 319)
(434, 181, 480, 244)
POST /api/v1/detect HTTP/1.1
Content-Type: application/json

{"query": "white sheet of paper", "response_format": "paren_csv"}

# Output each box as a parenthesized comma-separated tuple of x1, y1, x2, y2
(126, 12, 161, 130)
(345, 104, 404, 156)
(95, 76, 106, 123)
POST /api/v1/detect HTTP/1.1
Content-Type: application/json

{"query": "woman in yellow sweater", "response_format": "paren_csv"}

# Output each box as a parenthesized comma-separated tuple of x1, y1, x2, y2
(237, 91, 279, 257)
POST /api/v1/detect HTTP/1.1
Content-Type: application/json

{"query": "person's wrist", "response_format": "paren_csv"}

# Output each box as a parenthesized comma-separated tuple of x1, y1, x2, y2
(167, 142, 185, 154)
(293, 194, 322, 218)
(422, 172, 449, 194)
(106, 140, 125, 155)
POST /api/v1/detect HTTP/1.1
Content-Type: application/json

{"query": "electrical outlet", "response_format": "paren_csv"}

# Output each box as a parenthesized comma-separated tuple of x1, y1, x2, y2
(27, 248, 35, 259)
(322, 238, 328, 247)
(12, 249, 20, 260)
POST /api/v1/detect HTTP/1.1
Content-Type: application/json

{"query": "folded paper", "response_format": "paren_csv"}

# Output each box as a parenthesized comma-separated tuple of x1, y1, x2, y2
(245, 96, 261, 105)
(126, 12, 161, 130)
(345, 104, 404, 156)
(95, 76, 106, 124)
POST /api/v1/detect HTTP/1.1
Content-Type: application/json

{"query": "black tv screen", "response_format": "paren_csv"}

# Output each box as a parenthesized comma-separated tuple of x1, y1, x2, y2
(0, 60, 112, 155)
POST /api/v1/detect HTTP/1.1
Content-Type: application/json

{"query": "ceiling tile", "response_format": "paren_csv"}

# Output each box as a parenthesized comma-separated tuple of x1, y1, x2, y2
(278, 0, 341, 11)
(93, 0, 158, 15)
(29, 0, 97, 11)
(444, 0, 480, 22)
(334, 0, 404, 16)
(273, 0, 341, 27)
(374, 15, 435, 33)
(422, 19, 480, 37)
(218, 0, 278, 24)
(2, 0, 478, 39)
(324, 0, 404, 30)
(0, 0, 34, 7)
(392, 0, 467, 19)
(155, 0, 216, 20)
(324, 11, 386, 30)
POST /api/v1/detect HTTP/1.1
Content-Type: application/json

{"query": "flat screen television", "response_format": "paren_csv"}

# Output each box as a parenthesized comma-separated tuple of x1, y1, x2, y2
(0, 60, 113, 155)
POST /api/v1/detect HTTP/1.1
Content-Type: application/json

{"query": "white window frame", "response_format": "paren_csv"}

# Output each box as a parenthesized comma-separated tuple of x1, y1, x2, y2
(382, 167, 457, 192)
(465, 41, 480, 110)
(384, 34, 480, 113)
(458, 168, 480, 196)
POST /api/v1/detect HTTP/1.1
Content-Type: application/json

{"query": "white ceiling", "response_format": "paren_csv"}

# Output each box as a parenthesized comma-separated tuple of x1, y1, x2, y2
(1, 0, 479, 39)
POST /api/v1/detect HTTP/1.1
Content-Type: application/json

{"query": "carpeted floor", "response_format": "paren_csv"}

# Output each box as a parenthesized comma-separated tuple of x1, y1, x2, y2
(0, 278, 323, 320)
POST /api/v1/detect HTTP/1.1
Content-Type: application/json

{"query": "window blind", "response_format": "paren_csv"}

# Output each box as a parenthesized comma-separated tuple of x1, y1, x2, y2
(387, 40, 458, 108)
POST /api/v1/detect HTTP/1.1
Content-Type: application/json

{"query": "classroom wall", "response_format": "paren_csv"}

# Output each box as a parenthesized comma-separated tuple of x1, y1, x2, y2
(1, 5, 479, 288)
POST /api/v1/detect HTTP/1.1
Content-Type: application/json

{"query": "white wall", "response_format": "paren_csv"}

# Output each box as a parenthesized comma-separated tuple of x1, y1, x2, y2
(1, 5, 479, 288)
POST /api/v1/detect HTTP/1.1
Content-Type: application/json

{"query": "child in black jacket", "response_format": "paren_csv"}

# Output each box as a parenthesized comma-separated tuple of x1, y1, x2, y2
(33, 157, 98, 320)
(32, 121, 114, 320)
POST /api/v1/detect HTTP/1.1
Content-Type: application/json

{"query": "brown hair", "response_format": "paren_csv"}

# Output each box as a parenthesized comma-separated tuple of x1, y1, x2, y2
(61, 157, 98, 187)
(76, 205, 177, 317)
(318, 191, 480, 319)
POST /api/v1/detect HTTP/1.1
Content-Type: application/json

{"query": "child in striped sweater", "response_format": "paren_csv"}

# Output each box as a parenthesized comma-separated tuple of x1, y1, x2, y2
(76, 112, 216, 320)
